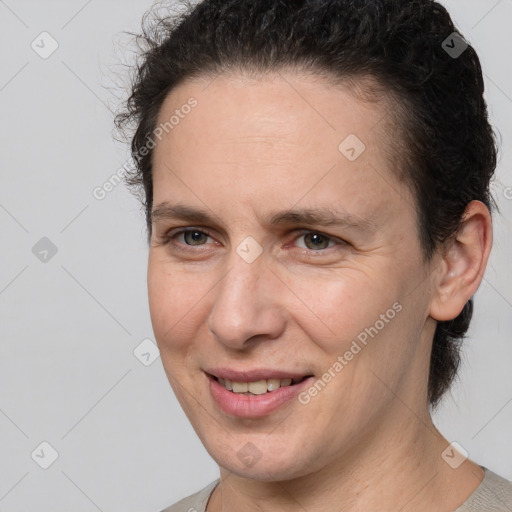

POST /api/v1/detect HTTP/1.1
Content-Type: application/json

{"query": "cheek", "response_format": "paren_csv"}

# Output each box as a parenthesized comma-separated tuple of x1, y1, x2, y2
(147, 259, 207, 350)
(288, 268, 400, 349)
(147, 262, 208, 399)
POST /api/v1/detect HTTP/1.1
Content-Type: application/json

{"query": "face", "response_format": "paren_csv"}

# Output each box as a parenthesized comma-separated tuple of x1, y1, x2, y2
(148, 71, 438, 481)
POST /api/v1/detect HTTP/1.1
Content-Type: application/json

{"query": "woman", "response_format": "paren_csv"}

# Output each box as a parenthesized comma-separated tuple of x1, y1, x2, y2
(115, 0, 512, 510)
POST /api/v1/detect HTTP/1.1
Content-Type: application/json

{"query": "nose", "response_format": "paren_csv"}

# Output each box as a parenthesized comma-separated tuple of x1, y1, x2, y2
(207, 247, 286, 351)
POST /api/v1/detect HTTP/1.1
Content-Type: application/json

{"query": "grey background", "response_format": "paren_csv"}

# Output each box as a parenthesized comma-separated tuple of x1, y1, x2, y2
(0, 0, 510, 510)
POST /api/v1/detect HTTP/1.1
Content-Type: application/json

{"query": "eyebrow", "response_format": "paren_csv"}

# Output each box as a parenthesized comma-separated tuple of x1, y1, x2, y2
(151, 202, 377, 233)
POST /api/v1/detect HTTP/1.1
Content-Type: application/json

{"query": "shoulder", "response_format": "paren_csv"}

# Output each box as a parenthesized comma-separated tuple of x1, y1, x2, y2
(159, 479, 220, 512)
(455, 467, 512, 511)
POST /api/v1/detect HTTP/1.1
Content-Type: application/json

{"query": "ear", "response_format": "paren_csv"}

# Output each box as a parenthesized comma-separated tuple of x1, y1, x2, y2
(429, 200, 493, 322)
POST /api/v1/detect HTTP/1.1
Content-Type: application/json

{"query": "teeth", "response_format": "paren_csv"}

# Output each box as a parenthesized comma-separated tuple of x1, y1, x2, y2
(232, 382, 248, 393)
(267, 378, 281, 391)
(248, 380, 268, 395)
(217, 377, 300, 394)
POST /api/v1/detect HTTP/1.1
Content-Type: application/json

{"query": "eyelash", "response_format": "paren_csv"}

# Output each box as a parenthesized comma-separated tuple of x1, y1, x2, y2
(160, 227, 346, 255)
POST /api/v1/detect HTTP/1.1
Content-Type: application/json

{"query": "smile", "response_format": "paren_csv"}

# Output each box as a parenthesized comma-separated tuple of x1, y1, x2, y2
(205, 370, 315, 417)
(215, 376, 309, 395)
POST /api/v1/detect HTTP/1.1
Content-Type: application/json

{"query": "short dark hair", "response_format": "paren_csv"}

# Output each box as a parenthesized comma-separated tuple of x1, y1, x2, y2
(114, 0, 499, 410)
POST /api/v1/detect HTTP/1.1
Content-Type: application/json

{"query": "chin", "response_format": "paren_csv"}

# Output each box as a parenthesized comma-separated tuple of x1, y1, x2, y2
(205, 436, 318, 482)
(223, 459, 309, 482)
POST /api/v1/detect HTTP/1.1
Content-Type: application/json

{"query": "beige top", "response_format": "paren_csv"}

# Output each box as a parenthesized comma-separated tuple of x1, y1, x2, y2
(161, 466, 512, 511)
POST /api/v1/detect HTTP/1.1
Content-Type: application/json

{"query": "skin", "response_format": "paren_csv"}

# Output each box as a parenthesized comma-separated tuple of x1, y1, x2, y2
(148, 70, 493, 511)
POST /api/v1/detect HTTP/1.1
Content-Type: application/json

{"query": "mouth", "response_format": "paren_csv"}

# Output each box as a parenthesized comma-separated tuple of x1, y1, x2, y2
(205, 369, 316, 418)
(208, 374, 312, 396)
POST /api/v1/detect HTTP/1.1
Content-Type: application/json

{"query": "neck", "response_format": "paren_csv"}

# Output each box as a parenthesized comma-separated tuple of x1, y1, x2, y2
(207, 405, 484, 512)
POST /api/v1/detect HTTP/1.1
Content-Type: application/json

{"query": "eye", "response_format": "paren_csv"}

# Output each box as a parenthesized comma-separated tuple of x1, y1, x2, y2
(294, 231, 339, 251)
(163, 228, 214, 248)
(178, 229, 211, 246)
(159, 227, 346, 255)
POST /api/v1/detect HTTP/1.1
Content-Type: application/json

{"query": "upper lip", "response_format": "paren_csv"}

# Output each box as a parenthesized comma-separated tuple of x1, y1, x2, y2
(205, 368, 313, 382)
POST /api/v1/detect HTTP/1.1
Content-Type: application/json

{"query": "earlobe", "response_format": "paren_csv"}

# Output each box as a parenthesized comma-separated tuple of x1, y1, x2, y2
(429, 200, 493, 322)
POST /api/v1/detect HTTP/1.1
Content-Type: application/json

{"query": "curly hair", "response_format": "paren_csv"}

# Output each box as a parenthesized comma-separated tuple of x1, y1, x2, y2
(114, 0, 498, 410)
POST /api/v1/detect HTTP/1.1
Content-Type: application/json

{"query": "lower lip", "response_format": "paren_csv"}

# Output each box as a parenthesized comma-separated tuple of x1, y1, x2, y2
(207, 374, 314, 418)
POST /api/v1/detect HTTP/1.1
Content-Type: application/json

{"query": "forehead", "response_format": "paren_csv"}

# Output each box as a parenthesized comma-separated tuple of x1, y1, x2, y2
(151, 71, 411, 225)
(155, 71, 393, 155)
